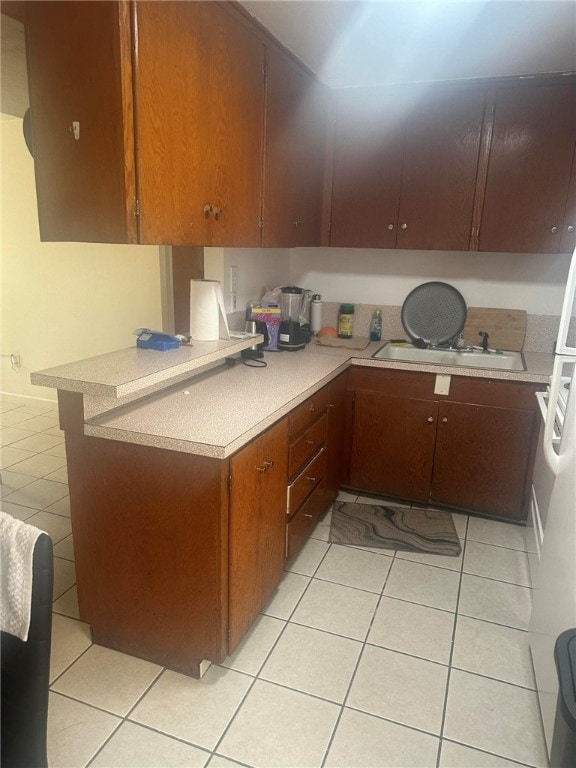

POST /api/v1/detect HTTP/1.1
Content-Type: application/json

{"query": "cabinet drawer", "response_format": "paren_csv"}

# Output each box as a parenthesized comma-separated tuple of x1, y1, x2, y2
(288, 448, 326, 517)
(289, 387, 330, 439)
(286, 481, 327, 561)
(289, 413, 327, 478)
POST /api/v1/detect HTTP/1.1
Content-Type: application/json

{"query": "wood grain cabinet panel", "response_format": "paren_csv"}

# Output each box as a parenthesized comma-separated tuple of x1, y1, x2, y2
(262, 45, 327, 247)
(228, 418, 288, 653)
(478, 83, 576, 254)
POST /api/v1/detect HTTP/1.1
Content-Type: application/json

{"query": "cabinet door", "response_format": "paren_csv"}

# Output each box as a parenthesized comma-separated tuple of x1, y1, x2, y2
(262, 47, 326, 247)
(431, 401, 536, 520)
(349, 391, 438, 502)
(478, 83, 576, 254)
(397, 88, 486, 251)
(134, 1, 265, 246)
(25, 1, 136, 243)
(330, 89, 404, 248)
(325, 373, 348, 505)
(228, 418, 288, 653)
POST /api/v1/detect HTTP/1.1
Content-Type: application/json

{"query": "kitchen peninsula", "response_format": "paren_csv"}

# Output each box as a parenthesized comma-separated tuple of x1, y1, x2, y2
(32, 340, 551, 677)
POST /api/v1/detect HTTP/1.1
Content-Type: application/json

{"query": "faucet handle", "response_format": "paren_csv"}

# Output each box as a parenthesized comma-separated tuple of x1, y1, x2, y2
(479, 331, 490, 352)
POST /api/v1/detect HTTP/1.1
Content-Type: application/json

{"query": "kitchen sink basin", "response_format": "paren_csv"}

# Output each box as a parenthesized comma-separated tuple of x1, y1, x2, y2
(373, 342, 526, 371)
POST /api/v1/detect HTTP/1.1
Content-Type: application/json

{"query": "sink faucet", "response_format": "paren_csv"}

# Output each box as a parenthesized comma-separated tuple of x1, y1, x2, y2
(479, 331, 490, 353)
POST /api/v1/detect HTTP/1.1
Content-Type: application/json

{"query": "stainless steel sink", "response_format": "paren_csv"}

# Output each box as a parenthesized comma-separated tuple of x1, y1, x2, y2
(373, 342, 526, 371)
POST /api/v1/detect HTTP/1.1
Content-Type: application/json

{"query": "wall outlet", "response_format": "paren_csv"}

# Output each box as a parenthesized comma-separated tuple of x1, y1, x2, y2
(434, 374, 451, 396)
(229, 265, 239, 293)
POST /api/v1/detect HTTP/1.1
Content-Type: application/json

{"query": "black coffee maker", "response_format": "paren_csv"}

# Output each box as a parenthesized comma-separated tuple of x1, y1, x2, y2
(278, 286, 310, 351)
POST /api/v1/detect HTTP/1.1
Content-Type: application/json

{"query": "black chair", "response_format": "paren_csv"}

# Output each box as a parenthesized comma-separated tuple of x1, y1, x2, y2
(1, 532, 54, 768)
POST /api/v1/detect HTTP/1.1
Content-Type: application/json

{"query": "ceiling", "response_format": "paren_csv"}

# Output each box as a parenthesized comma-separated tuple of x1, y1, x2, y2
(1, 1, 574, 119)
(239, 0, 576, 87)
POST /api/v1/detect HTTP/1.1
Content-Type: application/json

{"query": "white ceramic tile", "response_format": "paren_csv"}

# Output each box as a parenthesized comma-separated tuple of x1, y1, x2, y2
(444, 669, 548, 767)
(260, 623, 362, 702)
(285, 537, 330, 576)
(217, 679, 340, 767)
(291, 579, 379, 640)
(315, 544, 393, 593)
(53, 557, 77, 600)
(0, 426, 36, 446)
(0, 469, 35, 495)
(53, 534, 75, 561)
(220, 614, 285, 676)
(452, 616, 536, 689)
(458, 574, 532, 630)
(451, 513, 468, 539)
(262, 571, 311, 620)
(383, 559, 460, 612)
(0, 410, 39, 427)
(44, 466, 69, 483)
(464, 541, 531, 587)
(0, 445, 35, 469)
(48, 692, 121, 768)
(26, 510, 72, 543)
(467, 517, 527, 552)
(7, 452, 67, 479)
(49, 613, 92, 682)
(440, 740, 532, 767)
(53, 585, 81, 620)
(368, 596, 455, 664)
(42, 425, 65, 437)
(52, 643, 162, 716)
(347, 645, 448, 734)
(12, 414, 60, 432)
(396, 539, 464, 572)
(131, 665, 252, 750)
(208, 757, 247, 768)
(45, 495, 71, 517)
(0, 500, 38, 520)
(43, 442, 68, 458)
(91, 721, 210, 767)
(14, 402, 58, 415)
(325, 707, 439, 768)
(3, 477, 69, 509)
(9, 432, 63, 452)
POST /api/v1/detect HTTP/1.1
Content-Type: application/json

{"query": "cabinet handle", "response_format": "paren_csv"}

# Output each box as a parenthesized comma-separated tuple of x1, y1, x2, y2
(263, 461, 274, 469)
(427, 416, 434, 423)
(305, 439, 315, 446)
(304, 514, 313, 519)
(568, 225, 574, 233)
(387, 224, 394, 230)
(213, 207, 223, 220)
(328, 403, 335, 408)
(400, 223, 408, 230)
(255, 465, 266, 473)
(308, 404, 315, 412)
(203, 204, 212, 218)
(442, 417, 448, 423)
(292, 218, 302, 228)
(551, 226, 559, 234)
(306, 476, 317, 483)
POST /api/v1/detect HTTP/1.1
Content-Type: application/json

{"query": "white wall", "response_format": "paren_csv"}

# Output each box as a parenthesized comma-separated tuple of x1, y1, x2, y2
(205, 247, 291, 312)
(1, 118, 163, 401)
(290, 247, 573, 315)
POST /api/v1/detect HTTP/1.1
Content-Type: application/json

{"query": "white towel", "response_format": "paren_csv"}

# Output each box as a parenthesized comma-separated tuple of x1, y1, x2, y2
(0, 511, 45, 641)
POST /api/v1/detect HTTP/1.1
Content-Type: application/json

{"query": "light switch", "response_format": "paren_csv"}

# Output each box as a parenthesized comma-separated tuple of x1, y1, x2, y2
(434, 374, 451, 396)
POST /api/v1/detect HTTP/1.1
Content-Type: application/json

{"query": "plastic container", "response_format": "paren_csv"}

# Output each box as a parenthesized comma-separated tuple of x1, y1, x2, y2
(311, 294, 323, 334)
(552, 628, 576, 768)
(370, 309, 383, 342)
(338, 304, 355, 338)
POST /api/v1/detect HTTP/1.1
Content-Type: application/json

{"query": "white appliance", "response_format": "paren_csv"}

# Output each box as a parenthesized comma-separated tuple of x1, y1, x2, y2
(528, 245, 576, 757)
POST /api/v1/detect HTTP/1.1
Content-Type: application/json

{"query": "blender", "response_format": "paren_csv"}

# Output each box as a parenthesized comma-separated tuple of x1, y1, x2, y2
(278, 286, 310, 351)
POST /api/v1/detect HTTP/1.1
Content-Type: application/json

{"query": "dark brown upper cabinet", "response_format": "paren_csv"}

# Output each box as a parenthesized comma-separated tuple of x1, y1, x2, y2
(330, 86, 486, 251)
(477, 83, 576, 254)
(261, 45, 327, 248)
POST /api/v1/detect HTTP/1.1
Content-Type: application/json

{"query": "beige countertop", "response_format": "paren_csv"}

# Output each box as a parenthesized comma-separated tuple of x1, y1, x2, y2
(75, 341, 552, 459)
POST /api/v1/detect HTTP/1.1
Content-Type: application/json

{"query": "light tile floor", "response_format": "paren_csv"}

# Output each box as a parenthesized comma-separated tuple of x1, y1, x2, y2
(0, 394, 549, 768)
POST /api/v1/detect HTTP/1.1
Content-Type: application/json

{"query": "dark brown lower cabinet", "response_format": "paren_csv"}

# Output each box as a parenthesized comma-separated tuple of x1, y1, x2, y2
(345, 367, 544, 521)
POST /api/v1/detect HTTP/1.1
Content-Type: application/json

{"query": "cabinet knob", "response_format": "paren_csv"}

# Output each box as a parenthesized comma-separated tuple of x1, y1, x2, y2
(305, 439, 315, 446)
(400, 223, 408, 230)
(255, 465, 266, 473)
(292, 219, 302, 228)
(304, 514, 313, 519)
(203, 204, 212, 218)
(387, 224, 394, 230)
(263, 461, 274, 469)
(551, 226, 559, 234)
(306, 476, 317, 483)
(568, 225, 575, 233)
(308, 404, 315, 412)
(213, 207, 223, 220)
(442, 417, 448, 423)
(427, 416, 434, 423)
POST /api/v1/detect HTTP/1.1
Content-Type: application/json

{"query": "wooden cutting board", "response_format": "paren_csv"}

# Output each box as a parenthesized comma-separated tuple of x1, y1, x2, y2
(462, 308, 527, 351)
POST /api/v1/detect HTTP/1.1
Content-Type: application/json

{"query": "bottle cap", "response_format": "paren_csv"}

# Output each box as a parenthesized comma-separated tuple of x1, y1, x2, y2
(313, 294, 322, 301)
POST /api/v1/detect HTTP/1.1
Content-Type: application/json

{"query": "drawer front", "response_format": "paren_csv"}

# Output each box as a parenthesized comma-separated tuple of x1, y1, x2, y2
(289, 413, 327, 479)
(286, 481, 327, 561)
(288, 448, 326, 517)
(289, 386, 330, 439)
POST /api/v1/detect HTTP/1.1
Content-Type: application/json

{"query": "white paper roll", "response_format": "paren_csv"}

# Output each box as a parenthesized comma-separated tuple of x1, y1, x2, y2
(190, 279, 230, 341)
